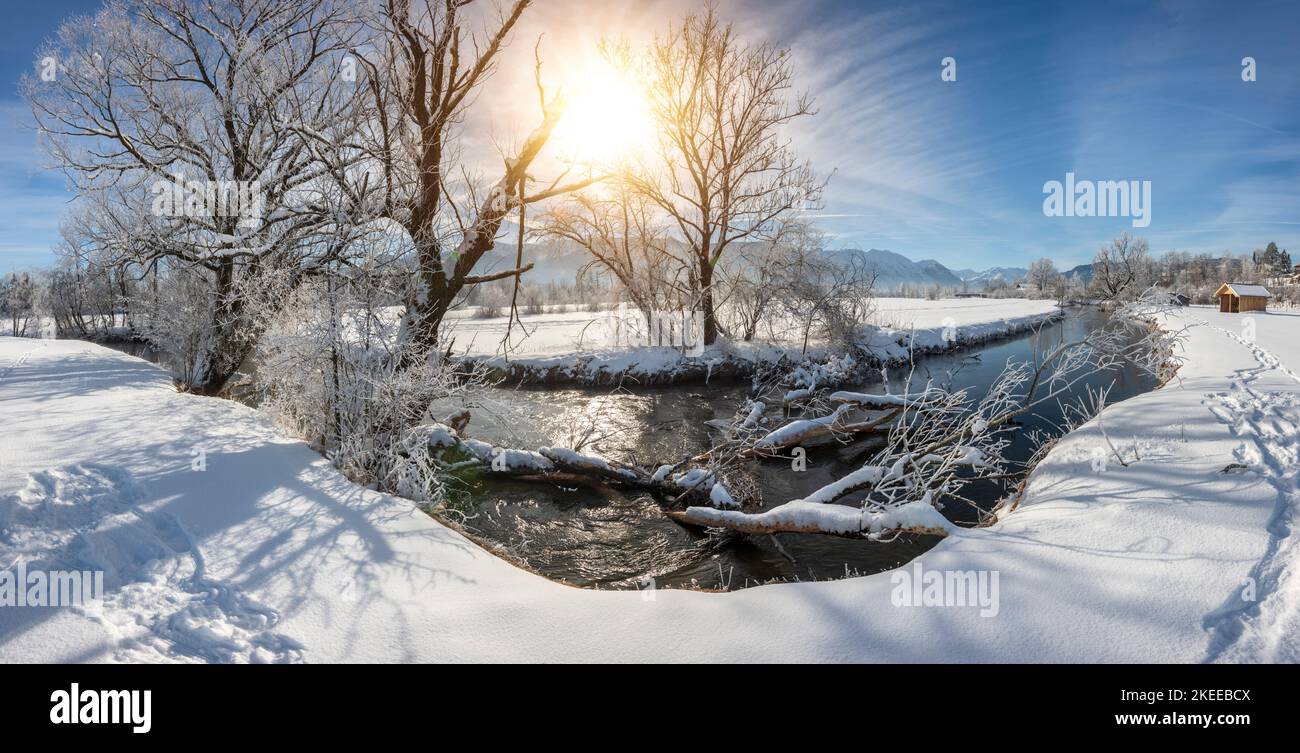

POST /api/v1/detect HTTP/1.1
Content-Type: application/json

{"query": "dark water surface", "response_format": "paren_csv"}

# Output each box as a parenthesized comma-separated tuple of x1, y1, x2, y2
(454, 307, 1157, 590)
(100, 308, 1157, 591)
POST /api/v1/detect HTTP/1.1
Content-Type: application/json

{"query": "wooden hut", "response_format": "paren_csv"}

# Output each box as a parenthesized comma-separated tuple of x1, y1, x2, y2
(1215, 282, 1271, 313)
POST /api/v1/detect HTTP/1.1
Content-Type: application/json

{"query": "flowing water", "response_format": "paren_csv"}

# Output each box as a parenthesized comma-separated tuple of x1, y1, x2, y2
(101, 307, 1157, 591)
(451, 307, 1157, 590)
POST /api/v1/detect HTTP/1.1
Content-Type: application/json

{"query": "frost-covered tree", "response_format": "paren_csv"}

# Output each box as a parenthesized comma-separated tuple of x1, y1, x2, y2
(624, 7, 824, 346)
(0, 273, 39, 337)
(1091, 233, 1151, 303)
(355, 0, 597, 362)
(538, 178, 688, 328)
(26, 0, 369, 391)
(772, 239, 878, 354)
(1026, 257, 1060, 294)
(254, 247, 492, 503)
(718, 222, 818, 343)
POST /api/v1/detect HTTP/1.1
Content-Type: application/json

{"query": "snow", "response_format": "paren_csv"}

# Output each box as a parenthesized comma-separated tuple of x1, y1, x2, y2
(416, 423, 460, 449)
(460, 439, 554, 472)
(1221, 283, 1272, 298)
(708, 483, 738, 510)
(739, 400, 766, 431)
(752, 405, 850, 451)
(539, 447, 640, 481)
(828, 390, 933, 408)
(2, 304, 1296, 662)
(671, 467, 715, 491)
(679, 499, 955, 536)
(868, 297, 1051, 330)
(441, 298, 1060, 382)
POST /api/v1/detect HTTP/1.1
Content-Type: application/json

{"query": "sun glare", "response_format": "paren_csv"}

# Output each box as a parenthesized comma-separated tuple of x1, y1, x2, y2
(551, 63, 657, 166)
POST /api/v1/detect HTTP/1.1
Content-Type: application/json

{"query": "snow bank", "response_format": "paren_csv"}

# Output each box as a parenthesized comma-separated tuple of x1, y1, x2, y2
(2, 305, 1294, 663)
(461, 298, 1061, 385)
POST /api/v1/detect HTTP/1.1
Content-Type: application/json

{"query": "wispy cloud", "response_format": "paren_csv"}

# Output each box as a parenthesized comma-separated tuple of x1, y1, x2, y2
(1, 0, 1297, 273)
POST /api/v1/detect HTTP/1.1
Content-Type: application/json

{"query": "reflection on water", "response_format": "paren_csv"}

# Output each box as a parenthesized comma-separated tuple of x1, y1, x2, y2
(456, 307, 1157, 590)
(97, 308, 1157, 591)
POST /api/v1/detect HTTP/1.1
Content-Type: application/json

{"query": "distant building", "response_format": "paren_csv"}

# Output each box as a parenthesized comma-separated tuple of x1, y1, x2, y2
(1214, 282, 1271, 313)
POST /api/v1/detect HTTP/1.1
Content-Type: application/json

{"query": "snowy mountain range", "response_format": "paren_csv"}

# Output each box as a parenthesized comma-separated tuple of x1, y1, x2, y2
(951, 266, 1031, 288)
(477, 242, 594, 286)
(1065, 263, 1094, 282)
(833, 249, 1026, 292)
(483, 242, 1034, 292)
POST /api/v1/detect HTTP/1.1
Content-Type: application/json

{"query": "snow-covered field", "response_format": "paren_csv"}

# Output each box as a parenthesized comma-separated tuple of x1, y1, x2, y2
(447, 297, 1061, 382)
(1, 304, 1296, 662)
(446, 296, 1060, 356)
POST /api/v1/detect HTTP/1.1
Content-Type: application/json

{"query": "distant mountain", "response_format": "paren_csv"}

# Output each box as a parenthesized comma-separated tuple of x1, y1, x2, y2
(788, 248, 1035, 292)
(823, 248, 964, 291)
(484, 240, 1037, 294)
(1065, 263, 1094, 283)
(959, 267, 1028, 288)
(915, 259, 964, 287)
(475, 242, 596, 286)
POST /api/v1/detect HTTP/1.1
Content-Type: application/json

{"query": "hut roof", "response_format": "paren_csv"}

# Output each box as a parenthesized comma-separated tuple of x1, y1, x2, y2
(1217, 283, 1272, 298)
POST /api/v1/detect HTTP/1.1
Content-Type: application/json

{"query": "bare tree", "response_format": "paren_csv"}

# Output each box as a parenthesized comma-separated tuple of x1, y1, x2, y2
(538, 179, 689, 326)
(626, 7, 824, 346)
(26, 0, 369, 391)
(1026, 257, 1060, 295)
(357, 0, 598, 362)
(717, 220, 817, 342)
(1091, 233, 1151, 303)
(774, 243, 878, 354)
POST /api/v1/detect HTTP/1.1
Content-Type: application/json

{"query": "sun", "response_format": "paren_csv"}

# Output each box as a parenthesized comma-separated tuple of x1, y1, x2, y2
(550, 63, 657, 167)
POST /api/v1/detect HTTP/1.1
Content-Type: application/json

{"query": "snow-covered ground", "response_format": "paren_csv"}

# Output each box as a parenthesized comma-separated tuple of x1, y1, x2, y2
(447, 297, 1061, 382)
(1, 305, 1296, 663)
(447, 296, 1059, 355)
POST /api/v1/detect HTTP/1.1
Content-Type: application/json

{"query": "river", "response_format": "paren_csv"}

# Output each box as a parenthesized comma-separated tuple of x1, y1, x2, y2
(100, 306, 1156, 591)
(448, 307, 1156, 590)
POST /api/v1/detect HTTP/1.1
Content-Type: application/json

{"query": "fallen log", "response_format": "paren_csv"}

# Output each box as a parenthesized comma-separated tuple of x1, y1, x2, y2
(747, 407, 900, 456)
(420, 422, 734, 505)
(828, 390, 942, 409)
(665, 499, 954, 538)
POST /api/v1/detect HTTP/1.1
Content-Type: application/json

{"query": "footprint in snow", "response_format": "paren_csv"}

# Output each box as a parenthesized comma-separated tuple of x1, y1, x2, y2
(0, 463, 303, 664)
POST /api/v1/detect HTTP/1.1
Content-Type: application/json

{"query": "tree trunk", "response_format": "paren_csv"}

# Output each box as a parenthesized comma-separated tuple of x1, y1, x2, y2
(195, 320, 265, 395)
(402, 227, 457, 363)
(193, 259, 282, 395)
(699, 257, 718, 346)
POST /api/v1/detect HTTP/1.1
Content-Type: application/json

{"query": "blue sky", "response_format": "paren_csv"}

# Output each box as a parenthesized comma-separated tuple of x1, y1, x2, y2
(1, 0, 102, 271)
(2, 0, 1298, 273)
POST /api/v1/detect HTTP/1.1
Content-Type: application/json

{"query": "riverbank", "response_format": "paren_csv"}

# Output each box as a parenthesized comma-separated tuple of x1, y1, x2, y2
(1, 305, 1295, 662)
(454, 297, 1062, 386)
